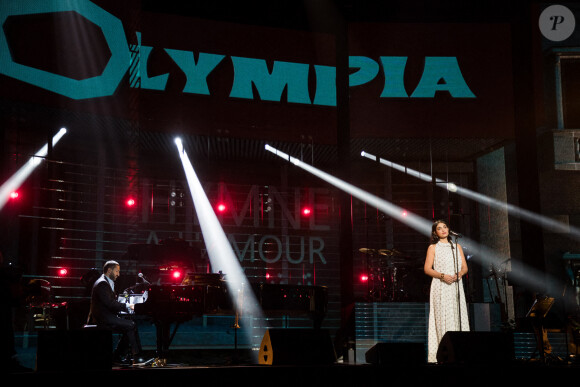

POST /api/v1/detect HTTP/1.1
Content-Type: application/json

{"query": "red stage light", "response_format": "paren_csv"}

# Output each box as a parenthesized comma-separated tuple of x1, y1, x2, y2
(302, 207, 312, 216)
(359, 274, 369, 282)
(9, 191, 19, 200)
(171, 269, 182, 280)
(401, 210, 408, 217)
(216, 203, 226, 212)
(126, 198, 136, 207)
(57, 268, 68, 277)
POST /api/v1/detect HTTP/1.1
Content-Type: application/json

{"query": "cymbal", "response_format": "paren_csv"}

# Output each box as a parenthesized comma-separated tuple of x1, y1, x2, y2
(359, 248, 387, 255)
(377, 257, 422, 266)
(378, 248, 406, 256)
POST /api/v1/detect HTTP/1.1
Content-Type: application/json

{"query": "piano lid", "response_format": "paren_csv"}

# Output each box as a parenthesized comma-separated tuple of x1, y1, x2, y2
(181, 272, 225, 286)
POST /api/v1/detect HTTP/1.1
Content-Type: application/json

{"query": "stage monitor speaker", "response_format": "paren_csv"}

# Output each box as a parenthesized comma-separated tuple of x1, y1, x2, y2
(36, 329, 112, 372)
(365, 342, 426, 365)
(258, 328, 336, 365)
(436, 331, 514, 364)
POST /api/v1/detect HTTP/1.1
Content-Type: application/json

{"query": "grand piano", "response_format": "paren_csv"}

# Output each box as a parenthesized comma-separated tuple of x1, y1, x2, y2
(125, 273, 328, 366)
(128, 273, 229, 366)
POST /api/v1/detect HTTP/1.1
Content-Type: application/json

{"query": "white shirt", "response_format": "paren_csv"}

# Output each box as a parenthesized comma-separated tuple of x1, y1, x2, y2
(104, 274, 115, 292)
(102, 274, 130, 312)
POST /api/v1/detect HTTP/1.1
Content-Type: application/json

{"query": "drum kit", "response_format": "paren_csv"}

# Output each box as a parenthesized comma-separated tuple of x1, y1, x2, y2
(359, 247, 422, 302)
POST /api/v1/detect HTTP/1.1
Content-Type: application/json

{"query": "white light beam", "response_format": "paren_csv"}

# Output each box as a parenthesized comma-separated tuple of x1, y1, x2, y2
(270, 145, 563, 295)
(176, 138, 265, 356)
(0, 128, 67, 211)
(362, 151, 580, 240)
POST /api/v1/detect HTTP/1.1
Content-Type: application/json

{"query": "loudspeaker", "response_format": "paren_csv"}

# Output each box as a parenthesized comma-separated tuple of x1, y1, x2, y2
(365, 342, 426, 365)
(436, 331, 514, 364)
(258, 328, 336, 365)
(36, 329, 113, 371)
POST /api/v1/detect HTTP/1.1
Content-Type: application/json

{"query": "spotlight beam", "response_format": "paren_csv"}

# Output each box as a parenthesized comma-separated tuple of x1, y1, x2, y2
(268, 147, 432, 236)
(269, 145, 563, 296)
(362, 151, 580, 241)
(0, 128, 67, 211)
(176, 138, 265, 355)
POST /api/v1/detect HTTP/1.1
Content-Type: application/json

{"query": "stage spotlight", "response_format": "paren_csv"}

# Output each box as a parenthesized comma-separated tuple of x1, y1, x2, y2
(265, 144, 432, 236)
(0, 128, 67, 211)
(216, 203, 227, 213)
(360, 150, 580, 240)
(174, 137, 183, 152)
(176, 137, 265, 359)
(268, 144, 563, 296)
(125, 197, 136, 208)
(360, 274, 369, 283)
(171, 269, 183, 281)
(9, 191, 19, 200)
(57, 268, 68, 277)
(302, 207, 312, 216)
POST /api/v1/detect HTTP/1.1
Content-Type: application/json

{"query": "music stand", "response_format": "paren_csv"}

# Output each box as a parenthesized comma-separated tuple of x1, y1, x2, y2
(526, 296, 555, 362)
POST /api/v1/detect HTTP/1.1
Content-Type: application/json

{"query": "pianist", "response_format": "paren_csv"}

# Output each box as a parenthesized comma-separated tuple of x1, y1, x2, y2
(88, 260, 143, 365)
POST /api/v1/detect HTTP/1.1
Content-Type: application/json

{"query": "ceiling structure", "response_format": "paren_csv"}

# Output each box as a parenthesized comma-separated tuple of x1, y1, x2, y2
(114, 0, 521, 168)
(1, 0, 524, 175)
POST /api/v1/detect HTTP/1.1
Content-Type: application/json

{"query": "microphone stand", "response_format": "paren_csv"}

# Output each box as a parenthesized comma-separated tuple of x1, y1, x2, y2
(449, 237, 462, 331)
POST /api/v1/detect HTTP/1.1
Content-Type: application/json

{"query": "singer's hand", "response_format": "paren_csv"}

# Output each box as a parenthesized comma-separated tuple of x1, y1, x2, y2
(129, 304, 135, 310)
(448, 273, 463, 283)
(442, 274, 455, 285)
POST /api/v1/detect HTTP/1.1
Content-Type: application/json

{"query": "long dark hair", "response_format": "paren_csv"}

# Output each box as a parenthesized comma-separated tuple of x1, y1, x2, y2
(430, 219, 449, 244)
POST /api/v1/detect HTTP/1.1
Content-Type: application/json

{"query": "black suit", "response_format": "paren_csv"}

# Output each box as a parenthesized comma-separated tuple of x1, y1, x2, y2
(89, 275, 141, 357)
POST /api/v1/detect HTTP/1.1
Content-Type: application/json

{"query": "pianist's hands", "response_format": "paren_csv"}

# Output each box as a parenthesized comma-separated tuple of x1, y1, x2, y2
(129, 304, 135, 310)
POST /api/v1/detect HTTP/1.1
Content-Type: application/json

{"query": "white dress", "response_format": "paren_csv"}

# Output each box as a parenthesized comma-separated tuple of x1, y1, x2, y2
(427, 241, 470, 363)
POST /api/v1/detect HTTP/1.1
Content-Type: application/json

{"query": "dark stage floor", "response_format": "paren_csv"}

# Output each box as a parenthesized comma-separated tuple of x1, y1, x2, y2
(6, 348, 580, 386)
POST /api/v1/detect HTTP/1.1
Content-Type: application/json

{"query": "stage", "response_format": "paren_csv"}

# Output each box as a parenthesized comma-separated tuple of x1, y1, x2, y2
(2, 4, 580, 386)
(8, 348, 580, 386)
(7, 301, 579, 384)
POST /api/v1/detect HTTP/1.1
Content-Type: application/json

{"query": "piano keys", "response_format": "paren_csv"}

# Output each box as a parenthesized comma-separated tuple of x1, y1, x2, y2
(117, 293, 147, 314)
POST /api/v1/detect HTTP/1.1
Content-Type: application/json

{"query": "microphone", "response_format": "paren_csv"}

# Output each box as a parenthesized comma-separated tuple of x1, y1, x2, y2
(449, 230, 462, 238)
(127, 273, 151, 294)
(138, 272, 151, 284)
